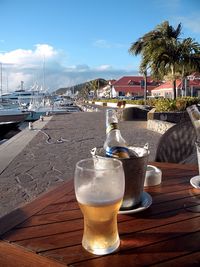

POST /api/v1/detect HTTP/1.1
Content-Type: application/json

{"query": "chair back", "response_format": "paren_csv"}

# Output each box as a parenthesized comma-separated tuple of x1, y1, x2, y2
(155, 120, 197, 164)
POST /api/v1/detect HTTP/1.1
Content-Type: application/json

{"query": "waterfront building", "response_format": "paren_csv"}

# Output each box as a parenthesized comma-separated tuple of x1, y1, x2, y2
(101, 76, 159, 98)
(151, 73, 200, 98)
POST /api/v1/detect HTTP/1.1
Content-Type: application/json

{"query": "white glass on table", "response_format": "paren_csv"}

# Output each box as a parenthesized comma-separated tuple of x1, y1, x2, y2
(196, 141, 200, 176)
(74, 157, 125, 255)
(186, 105, 200, 190)
(184, 141, 200, 213)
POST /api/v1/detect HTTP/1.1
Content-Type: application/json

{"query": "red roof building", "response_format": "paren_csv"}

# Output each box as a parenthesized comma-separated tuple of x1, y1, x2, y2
(111, 76, 159, 98)
(151, 73, 200, 98)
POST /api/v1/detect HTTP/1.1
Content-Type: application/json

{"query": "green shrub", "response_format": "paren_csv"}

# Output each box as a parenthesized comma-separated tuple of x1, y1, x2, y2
(94, 97, 200, 112)
(154, 99, 175, 112)
(182, 96, 200, 107)
(154, 97, 200, 112)
(175, 98, 187, 111)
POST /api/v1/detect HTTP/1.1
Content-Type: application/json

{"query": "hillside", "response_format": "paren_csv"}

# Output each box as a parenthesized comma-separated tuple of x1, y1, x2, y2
(55, 78, 108, 95)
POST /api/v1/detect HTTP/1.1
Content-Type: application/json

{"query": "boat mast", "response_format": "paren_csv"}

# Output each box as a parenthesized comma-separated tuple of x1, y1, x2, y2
(21, 81, 24, 91)
(43, 55, 46, 92)
(0, 62, 2, 98)
(6, 71, 8, 92)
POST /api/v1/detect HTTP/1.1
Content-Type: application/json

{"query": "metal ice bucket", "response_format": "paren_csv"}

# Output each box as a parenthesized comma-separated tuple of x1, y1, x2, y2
(91, 146, 149, 210)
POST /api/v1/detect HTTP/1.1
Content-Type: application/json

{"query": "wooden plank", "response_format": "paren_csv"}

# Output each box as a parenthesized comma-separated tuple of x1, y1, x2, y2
(119, 208, 200, 235)
(15, 195, 79, 228)
(0, 162, 195, 236)
(17, 229, 83, 251)
(52, 189, 76, 204)
(9, 179, 200, 231)
(16, 170, 197, 229)
(152, 251, 200, 266)
(151, 162, 198, 171)
(149, 188, 200, 204)
(41, 244, 99, 264)
(14, 202, 200, 253)
(0, 180, 73, 236)
(3, 218, 84, 242)
(148, 183, 197, 195)
(16, 209, 82, 228)
(68, 231, 200, 267)
(41, 215, 200, 266)
(14, 189, 200, 230)
(0, 240, 66, 267)
(36, 196, 77, 215)
(0, 193, 177, 240)
(4, 184, 200, 242)
(0, 163, 198, 267)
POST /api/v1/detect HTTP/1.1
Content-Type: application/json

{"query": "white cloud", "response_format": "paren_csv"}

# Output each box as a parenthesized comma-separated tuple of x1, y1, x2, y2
(94, 65, 112, 71)
(65, 64, 90, 72)
(0, 44, 136, 92)
(0, 44, 58, 65)
(34, 44, 58, 57)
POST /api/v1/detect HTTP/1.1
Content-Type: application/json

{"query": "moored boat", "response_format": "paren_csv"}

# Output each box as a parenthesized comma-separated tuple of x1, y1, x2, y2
(0, 108, 30, 123)
(0, 108, 30, 141)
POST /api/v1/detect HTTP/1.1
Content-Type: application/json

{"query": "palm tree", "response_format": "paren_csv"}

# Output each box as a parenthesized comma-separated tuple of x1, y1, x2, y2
(89, 79, 100, 99)
(178, 38, 200, 95)
(129, 21, 184, 99)
(79, 82, 91, 99)
(151, 37, 200, 98)
(149, 37, 182, 99)
(143, 70, 147, 102)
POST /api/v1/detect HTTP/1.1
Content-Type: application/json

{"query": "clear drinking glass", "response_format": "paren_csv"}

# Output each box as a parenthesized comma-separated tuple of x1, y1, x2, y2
(196, 141, 200, 175)
(74, 157, 125, 255)
(183, 141, 200, 213)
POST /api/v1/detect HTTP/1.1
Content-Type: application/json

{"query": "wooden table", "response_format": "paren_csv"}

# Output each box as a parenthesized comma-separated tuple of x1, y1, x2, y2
(1, 162, 200, 266)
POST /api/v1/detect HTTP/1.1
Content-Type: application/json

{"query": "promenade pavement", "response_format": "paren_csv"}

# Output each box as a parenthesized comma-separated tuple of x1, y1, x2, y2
(0, 110, 161, 218)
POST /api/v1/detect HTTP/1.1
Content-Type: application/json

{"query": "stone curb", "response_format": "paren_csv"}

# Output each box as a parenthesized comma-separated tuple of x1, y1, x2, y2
(0, 116, 52, 175)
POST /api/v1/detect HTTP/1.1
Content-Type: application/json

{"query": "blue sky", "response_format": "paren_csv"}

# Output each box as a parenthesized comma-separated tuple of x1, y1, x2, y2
(0, 0, 200, 92)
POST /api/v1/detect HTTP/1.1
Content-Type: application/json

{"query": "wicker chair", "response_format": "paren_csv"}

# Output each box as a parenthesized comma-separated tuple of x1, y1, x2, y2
(155, 120, 197, 164)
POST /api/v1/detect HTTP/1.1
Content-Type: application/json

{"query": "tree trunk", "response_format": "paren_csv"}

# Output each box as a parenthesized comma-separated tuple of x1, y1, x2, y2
(144, 70, 147, 104)
(171, 65, 176, 99)
(173, 79, 176, 99)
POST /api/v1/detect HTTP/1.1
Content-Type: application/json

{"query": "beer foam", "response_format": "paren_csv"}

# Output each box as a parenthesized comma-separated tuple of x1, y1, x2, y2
(76, 182, 123, 206)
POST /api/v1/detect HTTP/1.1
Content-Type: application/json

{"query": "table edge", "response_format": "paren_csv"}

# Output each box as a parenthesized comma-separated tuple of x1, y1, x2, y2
(0, 179, 74, 236)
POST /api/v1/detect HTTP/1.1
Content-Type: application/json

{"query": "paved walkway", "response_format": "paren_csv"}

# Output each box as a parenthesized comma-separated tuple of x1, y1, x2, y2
(0, 110, 161, 218)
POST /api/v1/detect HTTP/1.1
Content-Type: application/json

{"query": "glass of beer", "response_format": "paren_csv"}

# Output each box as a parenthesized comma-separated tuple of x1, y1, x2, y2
(74, 157, 125, 255)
